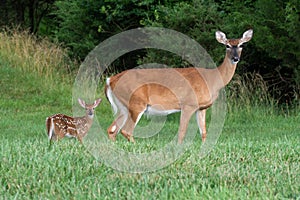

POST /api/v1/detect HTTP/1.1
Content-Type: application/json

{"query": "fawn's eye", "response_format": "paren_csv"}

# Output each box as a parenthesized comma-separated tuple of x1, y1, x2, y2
(239, 44, 244, 48)
(226, 45, 231, 48)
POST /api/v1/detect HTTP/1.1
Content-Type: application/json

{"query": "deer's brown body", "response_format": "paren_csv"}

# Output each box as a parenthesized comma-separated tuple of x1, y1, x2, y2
(105, 30, 253, 143)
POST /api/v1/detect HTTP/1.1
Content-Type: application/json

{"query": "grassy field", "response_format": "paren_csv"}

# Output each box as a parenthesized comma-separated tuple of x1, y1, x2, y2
(0, 31, 299, 199)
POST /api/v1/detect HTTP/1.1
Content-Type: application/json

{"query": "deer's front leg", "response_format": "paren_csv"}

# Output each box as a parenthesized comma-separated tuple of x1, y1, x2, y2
(77, 134, 83, 144)
(177, 107, 195, 144)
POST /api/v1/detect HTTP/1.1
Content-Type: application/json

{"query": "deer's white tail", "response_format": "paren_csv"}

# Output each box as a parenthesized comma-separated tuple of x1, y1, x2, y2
(106, 77, 129, 133)
(46, 117, 55, 140)
(106, 77, 129, 117)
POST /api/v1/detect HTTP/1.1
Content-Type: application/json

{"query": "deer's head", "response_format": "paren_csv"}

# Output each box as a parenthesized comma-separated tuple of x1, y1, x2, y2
(78, 98, 102, 118)
(216, 29, 253, 64)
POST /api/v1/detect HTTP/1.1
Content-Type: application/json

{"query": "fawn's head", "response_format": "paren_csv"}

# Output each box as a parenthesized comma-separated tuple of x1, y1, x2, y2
(216, 29, 253, 64)
(78, 98, 102, 118)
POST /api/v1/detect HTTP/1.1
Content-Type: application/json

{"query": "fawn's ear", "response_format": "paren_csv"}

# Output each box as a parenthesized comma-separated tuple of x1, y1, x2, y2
(94, 98, 102, 107)
(78, 98, 86, 108)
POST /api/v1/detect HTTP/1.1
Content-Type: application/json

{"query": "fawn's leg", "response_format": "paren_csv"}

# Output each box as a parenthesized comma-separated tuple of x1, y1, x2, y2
(77, 136, 83, 144)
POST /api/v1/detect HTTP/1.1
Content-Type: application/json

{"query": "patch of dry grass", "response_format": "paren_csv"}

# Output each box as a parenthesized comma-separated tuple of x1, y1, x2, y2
(227, 72, 274, 110)
(0, 28, 73, 83)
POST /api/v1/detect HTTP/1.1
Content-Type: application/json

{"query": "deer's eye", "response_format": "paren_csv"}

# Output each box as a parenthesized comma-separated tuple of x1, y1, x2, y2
(239, 44, 244, 48)
(226, 45, 231, 48)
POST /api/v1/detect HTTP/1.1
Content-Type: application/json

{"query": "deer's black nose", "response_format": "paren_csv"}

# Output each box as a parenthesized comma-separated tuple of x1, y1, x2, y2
(232, 57, 239, 63)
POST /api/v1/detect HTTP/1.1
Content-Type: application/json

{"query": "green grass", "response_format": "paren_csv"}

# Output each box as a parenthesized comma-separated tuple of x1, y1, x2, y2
(1, 60, 299, 200)
(0, 31, 299, 199)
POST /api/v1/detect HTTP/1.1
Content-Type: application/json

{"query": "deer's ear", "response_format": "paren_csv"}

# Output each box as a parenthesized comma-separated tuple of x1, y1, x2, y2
(78, 98, 86, 108)
(94, 98, 102, 107)
(240, 29, 253, 44)
(215, 31, 227, 45)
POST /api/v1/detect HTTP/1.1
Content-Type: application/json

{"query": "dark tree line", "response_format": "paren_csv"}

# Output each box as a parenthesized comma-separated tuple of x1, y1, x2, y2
(0, 0, 299, 104)
(0, 0, 55, 33)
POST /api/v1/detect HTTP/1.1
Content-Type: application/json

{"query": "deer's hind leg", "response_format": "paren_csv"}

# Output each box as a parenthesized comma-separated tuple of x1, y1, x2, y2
(46, 117, 61, 142)
(107, 113, 127, 141)
(52, 123, 67, 141)
(120, 104, 146, 142)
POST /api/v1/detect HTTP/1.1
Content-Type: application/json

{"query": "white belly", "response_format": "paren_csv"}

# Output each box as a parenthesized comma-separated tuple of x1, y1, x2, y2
(65, 133, 76, 138)
(145, 106, 180, 116)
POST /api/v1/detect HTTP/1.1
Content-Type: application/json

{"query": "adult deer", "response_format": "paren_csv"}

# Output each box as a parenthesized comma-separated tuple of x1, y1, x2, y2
(46, 98, 102, 143)
(105, 29, 253, 143)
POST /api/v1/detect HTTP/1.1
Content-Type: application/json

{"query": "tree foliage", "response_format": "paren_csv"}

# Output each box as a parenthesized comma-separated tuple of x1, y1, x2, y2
(48, 0, 179, 60)
(0, 0, 55, 33)
(0, 0, 299, 103)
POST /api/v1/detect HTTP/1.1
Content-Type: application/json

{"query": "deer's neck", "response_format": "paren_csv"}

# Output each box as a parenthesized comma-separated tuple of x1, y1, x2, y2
(216, 56, 237, 88)
(85, 115, 94, 123)
(75, 115, 93, 124)
(204, 55, 237, 102)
